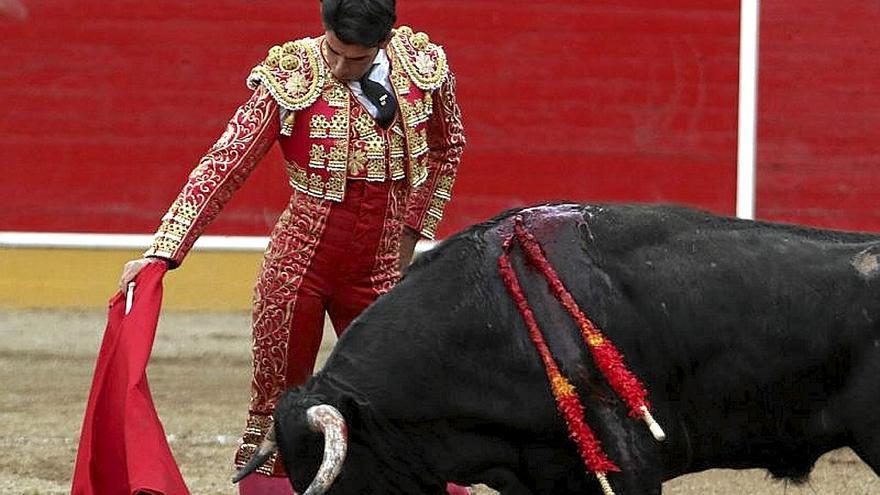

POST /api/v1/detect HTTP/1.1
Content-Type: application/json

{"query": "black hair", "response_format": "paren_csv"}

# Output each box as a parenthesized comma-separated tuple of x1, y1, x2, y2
(320, 0, 396, 47)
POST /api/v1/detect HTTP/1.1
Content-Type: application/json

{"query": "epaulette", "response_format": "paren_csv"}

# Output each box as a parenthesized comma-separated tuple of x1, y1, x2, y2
(247, 37, 326, 111)
(389, 26, 449, 91)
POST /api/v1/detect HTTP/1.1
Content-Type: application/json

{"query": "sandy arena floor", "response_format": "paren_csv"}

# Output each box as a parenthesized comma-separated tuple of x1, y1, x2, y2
(0, 309, 876, 494)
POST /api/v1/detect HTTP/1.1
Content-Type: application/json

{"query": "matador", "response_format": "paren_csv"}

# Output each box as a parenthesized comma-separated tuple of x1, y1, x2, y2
(120, 8, 465, 492)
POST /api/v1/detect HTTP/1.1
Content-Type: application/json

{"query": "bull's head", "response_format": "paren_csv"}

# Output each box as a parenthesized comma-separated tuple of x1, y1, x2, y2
(233, 404, 348, 495)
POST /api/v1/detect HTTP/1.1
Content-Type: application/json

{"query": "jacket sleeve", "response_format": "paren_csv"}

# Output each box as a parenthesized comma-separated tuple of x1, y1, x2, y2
(143, 84, 280, 267)
(403, 71, 465, 240)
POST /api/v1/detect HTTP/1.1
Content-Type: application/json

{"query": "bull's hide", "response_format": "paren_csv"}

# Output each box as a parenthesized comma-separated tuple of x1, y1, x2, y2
(272, 203, 880, 494)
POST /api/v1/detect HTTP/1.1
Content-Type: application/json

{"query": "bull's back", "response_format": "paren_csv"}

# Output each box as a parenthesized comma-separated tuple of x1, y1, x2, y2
(558, 203, 880, 475)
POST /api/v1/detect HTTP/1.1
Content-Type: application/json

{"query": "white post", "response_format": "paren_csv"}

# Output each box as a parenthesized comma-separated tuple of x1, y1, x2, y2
(736, 0, 760, 220)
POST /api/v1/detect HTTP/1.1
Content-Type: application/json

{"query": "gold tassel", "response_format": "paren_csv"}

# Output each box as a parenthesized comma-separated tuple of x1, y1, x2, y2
(281, 112, 296, 136)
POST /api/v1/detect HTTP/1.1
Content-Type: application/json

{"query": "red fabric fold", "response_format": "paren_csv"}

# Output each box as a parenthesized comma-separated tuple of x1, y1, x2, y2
(71, 262, 190, 495)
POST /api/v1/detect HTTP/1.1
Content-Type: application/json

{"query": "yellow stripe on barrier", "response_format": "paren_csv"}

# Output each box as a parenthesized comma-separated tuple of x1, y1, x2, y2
(0, 248, 263, 311)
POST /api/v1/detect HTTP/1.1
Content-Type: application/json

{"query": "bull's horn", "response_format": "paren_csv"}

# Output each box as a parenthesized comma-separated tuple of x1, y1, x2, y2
(232, 426, 277, 483)
(302, 404, 348, 495)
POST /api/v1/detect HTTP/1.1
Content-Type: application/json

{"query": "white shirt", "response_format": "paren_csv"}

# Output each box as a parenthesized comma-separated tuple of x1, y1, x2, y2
(348, 48, 393, 118)
(278, 48, 393, 125)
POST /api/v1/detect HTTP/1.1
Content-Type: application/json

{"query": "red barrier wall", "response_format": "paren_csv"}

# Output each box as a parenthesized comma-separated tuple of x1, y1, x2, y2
(2, 1, 751, 237)
(757, 1, 880, 231)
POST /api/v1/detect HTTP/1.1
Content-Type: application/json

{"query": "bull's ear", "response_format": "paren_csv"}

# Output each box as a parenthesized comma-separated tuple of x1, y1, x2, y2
(335, 394, 363, 416)
(275, 388, 328, 414)
(333, 393, 370, 428)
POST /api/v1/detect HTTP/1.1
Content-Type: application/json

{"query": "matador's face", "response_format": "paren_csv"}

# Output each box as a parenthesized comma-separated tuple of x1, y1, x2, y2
(322, 30, 387, 82)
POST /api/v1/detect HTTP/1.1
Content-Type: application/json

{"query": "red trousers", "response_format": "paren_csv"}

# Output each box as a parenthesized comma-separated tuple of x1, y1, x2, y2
(235, 179, 408, 476)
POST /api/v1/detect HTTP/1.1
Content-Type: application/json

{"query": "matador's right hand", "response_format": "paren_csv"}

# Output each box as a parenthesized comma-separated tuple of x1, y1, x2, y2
(118, 258, 164, 292)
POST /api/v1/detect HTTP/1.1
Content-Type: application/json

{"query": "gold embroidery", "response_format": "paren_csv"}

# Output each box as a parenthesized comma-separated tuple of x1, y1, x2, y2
(287, 161, 309, 193)
(177, 200, 199, 224)
(389, 26, 448, 91)
(413, 153, 428, 185)
(279, 67, 434, 202)
(309, 110, 347, 139)
(436, 175, 454, 199)
(285, 71, 308, 94)
(404, 70, 463, 239)
(361, 132, 387, 180)
(413, 99, 429, 126)
(235, 414, 278, 476)
(326, 170, 345, 201)
(410, 128, 428, 157)
(147, 86, 280, 262)
(399, 97, 430, 129)
(281, 112, 296, 136)
(264, 46, 283, 68)
(422, 214, 440, 238)
(391, 71, 410, 95)
(248, 37, 325, 111)
(287, 159, 348, 201)
(389, 130, 406, 180)
(310, 115, 329, 138)
(389, 157, 405, 180)
(353, 113, 378, 140)
(308, 144, 324, 168)
(150, 237, 174, 258)
(422, 92, 433, 116)
(389, 130, 406, 156)
(411, 31, 429, 50)
(279, 54, 301, 71)
(587, 333, 605, 347)
(348, 104, 389, 181)
(429, 197, 445, 217)
(366, 158, 385, 180)
(400, 99, 414, 127)
(348, 149, 367, 175)
(163, 221, 188, 240)
(326, 141, 347, 171)
(323, 82, 348, 108)
(397, 100, 429, 187)
(364, 134, 385, 159)
(327, 110, 347, 139)
(150, 198, 193, 258)
(308, 173, 324, 195)
(241, 191, 334, 476)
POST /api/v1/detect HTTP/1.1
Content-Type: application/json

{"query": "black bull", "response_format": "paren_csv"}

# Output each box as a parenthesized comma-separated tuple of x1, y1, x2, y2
(265, 203, 880, 494)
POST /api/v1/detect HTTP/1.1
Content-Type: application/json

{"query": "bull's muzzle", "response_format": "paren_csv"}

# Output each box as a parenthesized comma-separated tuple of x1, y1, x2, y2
(232, 404, 349, 495)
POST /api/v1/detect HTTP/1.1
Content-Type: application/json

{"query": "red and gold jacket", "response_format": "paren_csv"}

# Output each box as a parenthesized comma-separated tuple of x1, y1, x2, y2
(145, 26, 465, 266)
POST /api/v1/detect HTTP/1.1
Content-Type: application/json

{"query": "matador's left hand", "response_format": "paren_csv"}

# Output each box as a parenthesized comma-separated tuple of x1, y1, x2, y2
(398, 227, 420, 273)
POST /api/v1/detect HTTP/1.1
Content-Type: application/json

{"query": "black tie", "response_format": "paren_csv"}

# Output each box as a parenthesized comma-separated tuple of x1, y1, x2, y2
(358, 64, 398, 129)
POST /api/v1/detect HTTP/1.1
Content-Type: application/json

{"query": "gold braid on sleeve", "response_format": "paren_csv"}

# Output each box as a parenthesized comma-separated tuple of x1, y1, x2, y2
(144, 85, 280, 265)
(405, 71, 465, 240)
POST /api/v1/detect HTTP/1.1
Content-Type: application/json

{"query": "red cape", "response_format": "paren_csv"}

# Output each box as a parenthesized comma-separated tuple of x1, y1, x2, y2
(71, 262, 190, 495)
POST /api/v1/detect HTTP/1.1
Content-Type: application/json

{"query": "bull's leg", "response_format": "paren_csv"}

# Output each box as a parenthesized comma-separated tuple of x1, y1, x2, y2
(852, 436, 880, 476)
(841, 349, 880, 475)
(849, 408, 880, 474)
